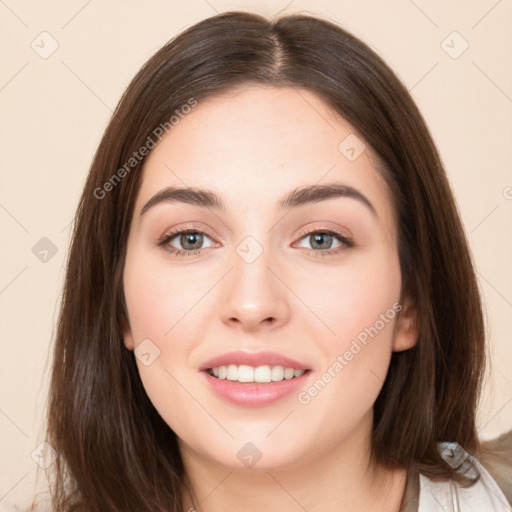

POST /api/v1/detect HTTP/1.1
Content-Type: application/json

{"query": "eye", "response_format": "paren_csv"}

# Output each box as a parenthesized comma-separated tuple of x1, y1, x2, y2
(293, 228, 354, 256)
(157, 228, 216, 256)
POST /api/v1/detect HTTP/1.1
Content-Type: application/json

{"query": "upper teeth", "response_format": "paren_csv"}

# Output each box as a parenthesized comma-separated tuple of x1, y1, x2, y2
(210, 365, 305, 383)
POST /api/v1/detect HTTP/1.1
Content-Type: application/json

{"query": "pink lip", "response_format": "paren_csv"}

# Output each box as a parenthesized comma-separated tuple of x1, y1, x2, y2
(199, 351, 310, 371)
(200, 371, 311, 408)
(199, 351, 312, 408)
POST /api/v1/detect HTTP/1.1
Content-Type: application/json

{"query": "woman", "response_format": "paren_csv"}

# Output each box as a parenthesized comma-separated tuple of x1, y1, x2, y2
(28, 10, 511, 512)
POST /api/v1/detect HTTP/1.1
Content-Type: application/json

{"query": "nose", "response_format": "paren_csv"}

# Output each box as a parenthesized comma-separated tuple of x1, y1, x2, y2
(219, 242, 291, 332)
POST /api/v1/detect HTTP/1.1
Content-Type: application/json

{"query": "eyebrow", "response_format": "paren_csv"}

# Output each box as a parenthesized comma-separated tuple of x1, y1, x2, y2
(140, 183, 377, 218)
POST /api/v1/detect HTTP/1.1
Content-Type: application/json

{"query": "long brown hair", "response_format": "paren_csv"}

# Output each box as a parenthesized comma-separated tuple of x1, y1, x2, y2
(42, 10, 486, 511)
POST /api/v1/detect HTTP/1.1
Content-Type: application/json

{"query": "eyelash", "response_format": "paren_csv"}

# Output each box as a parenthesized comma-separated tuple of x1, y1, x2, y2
(156, 226, 355, 258)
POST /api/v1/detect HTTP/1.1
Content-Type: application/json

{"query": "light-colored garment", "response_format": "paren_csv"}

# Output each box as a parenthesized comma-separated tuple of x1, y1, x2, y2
(402, 442, 512, 511)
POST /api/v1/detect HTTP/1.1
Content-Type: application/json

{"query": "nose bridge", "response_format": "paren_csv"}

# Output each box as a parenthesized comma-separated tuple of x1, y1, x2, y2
(219, 231, 290, 330)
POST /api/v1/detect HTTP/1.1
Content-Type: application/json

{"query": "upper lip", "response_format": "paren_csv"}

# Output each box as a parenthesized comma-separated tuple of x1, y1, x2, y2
(199, 351, 310, 371)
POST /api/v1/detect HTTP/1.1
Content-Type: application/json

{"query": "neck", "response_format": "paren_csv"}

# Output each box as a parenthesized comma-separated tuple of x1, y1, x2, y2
(179, 417, 407, 512)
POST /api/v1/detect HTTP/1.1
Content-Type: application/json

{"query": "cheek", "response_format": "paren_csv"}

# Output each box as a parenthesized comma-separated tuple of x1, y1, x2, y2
(303, 247, 402, 351)
(123, 247, 213, 345)
(122, 247, 218, 424)
(293, 252, 401, 439)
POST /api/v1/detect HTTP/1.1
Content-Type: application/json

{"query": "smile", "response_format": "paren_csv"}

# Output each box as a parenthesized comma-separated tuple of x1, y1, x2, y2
(199, 350, 312, 407)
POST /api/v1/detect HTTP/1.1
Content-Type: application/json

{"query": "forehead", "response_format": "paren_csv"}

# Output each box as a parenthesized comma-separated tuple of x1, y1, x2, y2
(135, 85, 396, 231)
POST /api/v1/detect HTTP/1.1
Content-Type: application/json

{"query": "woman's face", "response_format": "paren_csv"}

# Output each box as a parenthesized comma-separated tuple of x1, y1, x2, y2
(123, 85, 416, 471)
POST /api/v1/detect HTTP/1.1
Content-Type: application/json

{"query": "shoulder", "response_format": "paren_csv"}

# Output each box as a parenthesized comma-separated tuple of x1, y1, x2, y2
(418, 442, 512, 511)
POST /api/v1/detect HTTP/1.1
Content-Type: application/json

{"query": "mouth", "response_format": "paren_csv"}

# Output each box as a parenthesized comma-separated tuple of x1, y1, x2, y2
(199, 351, 312, 407)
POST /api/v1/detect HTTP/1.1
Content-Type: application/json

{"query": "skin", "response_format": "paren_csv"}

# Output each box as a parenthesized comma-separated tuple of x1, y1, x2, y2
(123, 85, 418, 512)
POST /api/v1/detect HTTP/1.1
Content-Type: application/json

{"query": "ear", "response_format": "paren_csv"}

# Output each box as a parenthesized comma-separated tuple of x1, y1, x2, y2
(392, 295, 419, 352)
(123, 325, 135, 351)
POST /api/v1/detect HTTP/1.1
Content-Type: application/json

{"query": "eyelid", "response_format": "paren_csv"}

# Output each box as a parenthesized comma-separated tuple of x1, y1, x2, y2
(294, 223, 352, 241)
(161, 223, 218, 242)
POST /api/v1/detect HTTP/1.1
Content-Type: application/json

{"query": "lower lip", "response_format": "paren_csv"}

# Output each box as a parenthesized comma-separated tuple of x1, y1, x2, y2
(201, 370, 311, 407)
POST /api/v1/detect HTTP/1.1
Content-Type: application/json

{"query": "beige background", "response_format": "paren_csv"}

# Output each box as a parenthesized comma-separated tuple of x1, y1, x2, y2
(1, 0, 511, 506)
